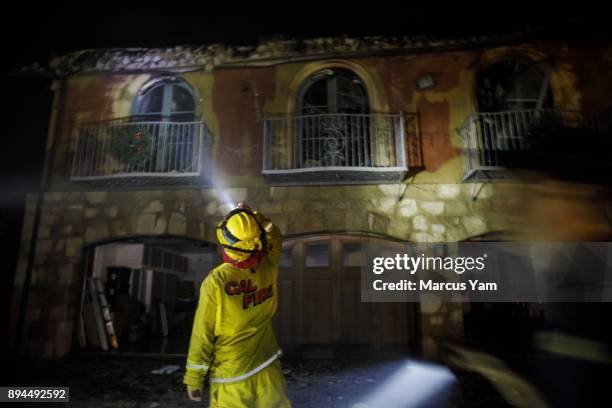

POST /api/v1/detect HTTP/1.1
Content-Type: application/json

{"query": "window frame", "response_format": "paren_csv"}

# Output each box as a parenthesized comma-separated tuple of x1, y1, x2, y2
(132, 77, 198, 122)
(297, 68, 370, 116)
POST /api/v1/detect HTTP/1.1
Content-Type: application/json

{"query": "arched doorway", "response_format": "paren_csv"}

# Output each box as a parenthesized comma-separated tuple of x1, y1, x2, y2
(131, 77, 200, 174)
(296, 68, 372, 168)
(273, 234, 419, 359)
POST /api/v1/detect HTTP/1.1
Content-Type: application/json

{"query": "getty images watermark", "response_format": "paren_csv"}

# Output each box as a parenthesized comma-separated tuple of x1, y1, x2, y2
(360, 242, 612, 302)
(372, 252, 494, 292)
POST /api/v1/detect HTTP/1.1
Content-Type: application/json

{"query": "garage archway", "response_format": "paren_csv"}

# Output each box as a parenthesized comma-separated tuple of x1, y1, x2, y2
(77, 235, 219, 354)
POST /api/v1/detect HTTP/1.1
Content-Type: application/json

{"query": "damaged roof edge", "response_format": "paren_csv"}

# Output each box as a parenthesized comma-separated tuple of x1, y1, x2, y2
(15, 32, 534, 77)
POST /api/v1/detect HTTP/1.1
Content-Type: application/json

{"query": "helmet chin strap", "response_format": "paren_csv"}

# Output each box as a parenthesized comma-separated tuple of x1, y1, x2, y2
(222, 248, 265, 269)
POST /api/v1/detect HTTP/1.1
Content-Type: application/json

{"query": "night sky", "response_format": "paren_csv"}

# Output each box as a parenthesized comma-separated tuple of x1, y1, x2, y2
(1, 12, 610, 346)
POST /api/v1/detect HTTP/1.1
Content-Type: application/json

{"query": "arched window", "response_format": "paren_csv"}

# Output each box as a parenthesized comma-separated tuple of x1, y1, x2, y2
(134, 78, 196, 122)
(296, 69, 371, 167)
(477, 59, 553, 112)
(466, 58, 555, 172)
(131, 78, 199, 173)
(299, 68, 369, 115)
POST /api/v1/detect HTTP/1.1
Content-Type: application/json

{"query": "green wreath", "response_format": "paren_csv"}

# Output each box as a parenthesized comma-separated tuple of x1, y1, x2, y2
(111, 126, 153, 167)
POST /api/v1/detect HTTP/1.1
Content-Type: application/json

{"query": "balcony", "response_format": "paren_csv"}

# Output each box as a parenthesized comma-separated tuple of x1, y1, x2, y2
(458, 109, 611, 181)
(263, 113, 419, 185)
(70, 118, 212, 188)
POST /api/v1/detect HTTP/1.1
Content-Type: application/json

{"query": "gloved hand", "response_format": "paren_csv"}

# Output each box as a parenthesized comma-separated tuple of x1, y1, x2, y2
(187, 386, 203, 402)
(237, 202, 273, 232)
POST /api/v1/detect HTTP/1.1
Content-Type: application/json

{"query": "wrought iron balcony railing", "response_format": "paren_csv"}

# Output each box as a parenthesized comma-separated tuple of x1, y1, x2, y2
(458, 109, 611, 181)
(263, 113, 419, 184)
(70, 118, 212, 187)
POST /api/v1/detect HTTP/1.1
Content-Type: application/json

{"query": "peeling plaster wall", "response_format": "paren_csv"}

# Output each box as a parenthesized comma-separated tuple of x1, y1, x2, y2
(48, 41, 612, 188)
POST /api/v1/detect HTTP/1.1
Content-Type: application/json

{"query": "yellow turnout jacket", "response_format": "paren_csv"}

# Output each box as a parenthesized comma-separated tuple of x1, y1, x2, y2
(184, 221, 283, 388)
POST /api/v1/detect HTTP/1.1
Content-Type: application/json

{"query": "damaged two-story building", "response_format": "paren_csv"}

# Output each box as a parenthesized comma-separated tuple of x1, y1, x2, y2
(8, 30, 612, 359)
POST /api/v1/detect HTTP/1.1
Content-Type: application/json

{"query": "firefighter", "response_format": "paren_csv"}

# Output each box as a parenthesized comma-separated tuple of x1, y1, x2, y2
(184, 202, 291, 407)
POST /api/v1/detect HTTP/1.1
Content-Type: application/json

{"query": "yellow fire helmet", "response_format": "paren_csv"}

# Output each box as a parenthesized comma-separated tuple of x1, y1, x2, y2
(216, 208, 266, 263)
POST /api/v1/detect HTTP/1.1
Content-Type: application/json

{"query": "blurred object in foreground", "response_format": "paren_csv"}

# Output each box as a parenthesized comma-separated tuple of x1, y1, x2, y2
(534, 331, 612, 363)
(521, 179, 612, 241)
(446, 345, 548, 408)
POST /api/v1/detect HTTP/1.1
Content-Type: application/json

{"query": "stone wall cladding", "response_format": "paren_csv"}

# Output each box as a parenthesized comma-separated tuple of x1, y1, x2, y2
(9, 182, 524, 357)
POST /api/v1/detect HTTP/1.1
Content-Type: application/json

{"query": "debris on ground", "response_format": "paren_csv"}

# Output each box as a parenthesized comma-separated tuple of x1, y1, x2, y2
(150, 365, 180, 375)
(9, 354, 509, 407)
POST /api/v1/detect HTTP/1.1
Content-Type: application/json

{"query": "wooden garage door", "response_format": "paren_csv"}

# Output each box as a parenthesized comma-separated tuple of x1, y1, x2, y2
(273, 235, 417, 358)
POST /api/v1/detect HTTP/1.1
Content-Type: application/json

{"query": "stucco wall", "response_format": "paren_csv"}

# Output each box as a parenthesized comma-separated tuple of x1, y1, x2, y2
(47, 41, 612, 190)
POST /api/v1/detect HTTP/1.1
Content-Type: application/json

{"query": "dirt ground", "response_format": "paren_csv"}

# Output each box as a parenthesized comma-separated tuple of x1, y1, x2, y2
(7, 353, 512, 407)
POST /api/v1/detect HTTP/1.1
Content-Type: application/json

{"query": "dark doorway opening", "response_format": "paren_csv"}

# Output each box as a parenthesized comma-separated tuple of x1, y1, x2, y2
(77, 236, 219, 355)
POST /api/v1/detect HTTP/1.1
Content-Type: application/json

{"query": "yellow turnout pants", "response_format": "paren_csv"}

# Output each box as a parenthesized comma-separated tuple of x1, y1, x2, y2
(209, 360, 291, 408)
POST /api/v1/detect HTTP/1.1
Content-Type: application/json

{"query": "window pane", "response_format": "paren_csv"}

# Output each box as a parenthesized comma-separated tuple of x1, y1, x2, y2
(172, 85, 195, 113)
(280, 248, 292, 268)
(336, 75, 368, 114)
(169, 112, 196, 122)
(343, 242, 364, 266)
(300, 68, 369, 116)
(133, 113, 163, 122)
(140, 85, 164, 114)
(477, 59, 553, 112)
(306, 243, 329, 267)
(301, 79, 328, 115)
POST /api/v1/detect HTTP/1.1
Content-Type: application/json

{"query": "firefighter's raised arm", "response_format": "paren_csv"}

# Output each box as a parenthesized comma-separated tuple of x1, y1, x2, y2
(253, 211, 282, 265)
(264, 221, 282, 265)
